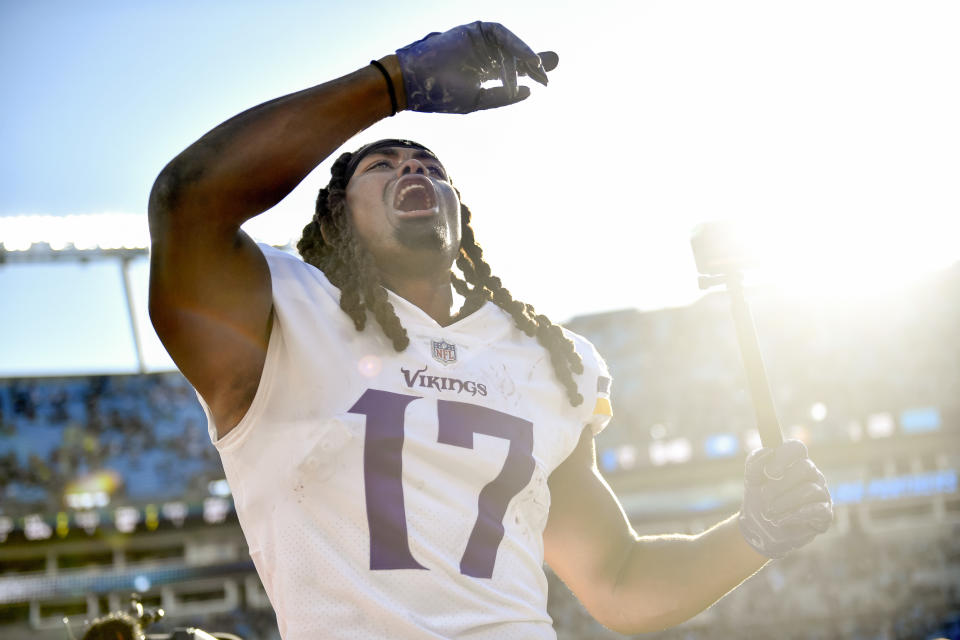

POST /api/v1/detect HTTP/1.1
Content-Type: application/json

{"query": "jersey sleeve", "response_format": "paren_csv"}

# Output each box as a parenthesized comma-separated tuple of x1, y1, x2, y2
(568, 332, 614, 437)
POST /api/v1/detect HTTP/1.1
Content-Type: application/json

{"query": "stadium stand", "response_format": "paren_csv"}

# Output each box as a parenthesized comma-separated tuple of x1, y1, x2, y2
(1, 263, 957, 639)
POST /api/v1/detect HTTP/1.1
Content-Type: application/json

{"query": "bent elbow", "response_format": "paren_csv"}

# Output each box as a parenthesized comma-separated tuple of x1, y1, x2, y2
(148, 163, 187, 224)
(148, 151, 211, 223)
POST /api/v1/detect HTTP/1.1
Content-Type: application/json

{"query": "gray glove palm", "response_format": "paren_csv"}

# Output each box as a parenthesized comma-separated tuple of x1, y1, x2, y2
(739, 439, 833, 559)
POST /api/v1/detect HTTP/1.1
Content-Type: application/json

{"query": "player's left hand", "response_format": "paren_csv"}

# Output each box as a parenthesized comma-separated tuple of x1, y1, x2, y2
(738, 439, 833, 559)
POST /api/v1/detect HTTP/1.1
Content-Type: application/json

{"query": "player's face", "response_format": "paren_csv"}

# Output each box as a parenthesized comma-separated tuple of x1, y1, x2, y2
(345, 147, 461, 274)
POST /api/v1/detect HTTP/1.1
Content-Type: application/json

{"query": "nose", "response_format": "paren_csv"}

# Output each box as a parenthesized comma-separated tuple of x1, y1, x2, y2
(398, 157, 427, 176)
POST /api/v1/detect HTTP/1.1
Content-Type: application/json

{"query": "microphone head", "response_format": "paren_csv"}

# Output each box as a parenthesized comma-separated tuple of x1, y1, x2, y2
(690, 220, 758, 276)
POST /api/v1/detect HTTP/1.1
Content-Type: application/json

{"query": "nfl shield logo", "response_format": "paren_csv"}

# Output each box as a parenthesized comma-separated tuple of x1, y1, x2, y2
(431, 339, 457, 365)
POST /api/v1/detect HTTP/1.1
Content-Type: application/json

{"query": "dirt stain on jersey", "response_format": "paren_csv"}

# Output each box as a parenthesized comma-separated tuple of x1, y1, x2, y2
(512, 465, 550, 539)
(293, 418, 353, 501)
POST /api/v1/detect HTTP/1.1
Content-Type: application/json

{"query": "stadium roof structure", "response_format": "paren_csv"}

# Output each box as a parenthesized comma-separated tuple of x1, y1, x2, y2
(0, 214, 293, 375)
(0, 214, 150, 255)
(0, 213, 296, 259)
(0, 243, 147, 264)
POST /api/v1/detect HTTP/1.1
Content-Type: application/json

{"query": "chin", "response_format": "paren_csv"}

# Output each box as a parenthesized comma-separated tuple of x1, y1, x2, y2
(395, 224, 451, 253)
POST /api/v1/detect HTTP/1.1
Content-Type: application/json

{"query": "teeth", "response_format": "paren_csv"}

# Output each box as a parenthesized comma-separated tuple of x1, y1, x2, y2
(395, 181, 434, 212)
(400, 185, 425, 198)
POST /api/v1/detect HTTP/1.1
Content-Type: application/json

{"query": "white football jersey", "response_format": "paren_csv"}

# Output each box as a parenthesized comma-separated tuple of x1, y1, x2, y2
(201, 245, 613, 640)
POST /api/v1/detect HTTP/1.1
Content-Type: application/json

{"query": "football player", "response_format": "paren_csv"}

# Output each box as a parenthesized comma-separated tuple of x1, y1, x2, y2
(148, 21, 832, 639)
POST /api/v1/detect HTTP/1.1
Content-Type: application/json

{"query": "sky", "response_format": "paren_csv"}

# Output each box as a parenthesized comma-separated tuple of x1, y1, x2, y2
(2, 0, 959, 376)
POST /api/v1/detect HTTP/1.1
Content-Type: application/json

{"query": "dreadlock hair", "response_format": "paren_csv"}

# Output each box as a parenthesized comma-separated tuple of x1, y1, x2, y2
(297, 147, 585, 406)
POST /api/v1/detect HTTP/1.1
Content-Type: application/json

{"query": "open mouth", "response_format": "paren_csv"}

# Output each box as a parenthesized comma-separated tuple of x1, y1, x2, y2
(392, 175, 437, 216)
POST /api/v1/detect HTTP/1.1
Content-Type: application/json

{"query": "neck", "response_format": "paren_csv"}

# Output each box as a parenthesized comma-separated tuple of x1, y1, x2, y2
(380, 269, 457, 326)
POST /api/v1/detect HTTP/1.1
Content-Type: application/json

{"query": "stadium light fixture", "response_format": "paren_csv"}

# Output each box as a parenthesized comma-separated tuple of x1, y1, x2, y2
(810, 402, 828, 422)
(866, 412, 896, 438)
(0, 213, 299, 255)
(0, 214, 150, 253)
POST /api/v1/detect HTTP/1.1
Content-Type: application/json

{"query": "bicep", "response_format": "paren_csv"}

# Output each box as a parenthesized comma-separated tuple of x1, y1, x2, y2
(543, 427, 637, 619)
(148, 205, 273, 436)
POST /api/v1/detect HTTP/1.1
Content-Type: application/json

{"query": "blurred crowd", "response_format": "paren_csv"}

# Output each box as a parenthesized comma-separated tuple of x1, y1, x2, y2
(0, 373, 217, 517)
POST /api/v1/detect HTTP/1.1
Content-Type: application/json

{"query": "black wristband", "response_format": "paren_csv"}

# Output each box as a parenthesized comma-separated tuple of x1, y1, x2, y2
(370, 59, 398, 116)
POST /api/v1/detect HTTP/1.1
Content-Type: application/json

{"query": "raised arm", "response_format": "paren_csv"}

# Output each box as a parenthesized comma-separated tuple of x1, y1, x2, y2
(147, 56, 404, 438)
(147, 22, 556, 438)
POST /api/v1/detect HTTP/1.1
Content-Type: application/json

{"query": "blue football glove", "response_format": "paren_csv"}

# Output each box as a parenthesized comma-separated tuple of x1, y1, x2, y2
(739, 439, 833, 559)
(396, 21, 558, 114)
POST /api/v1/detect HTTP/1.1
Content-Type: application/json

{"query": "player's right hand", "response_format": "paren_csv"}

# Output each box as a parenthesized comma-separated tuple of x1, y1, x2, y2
(396, 21, 558, 114)
(738, 439, 833, 559)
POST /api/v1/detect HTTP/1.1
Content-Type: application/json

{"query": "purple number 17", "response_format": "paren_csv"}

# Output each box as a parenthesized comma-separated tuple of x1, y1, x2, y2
(349, 389, 534, 579)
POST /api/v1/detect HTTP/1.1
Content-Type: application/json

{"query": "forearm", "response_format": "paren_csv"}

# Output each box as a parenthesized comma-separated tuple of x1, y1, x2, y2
(548, 432, 831, 635)
(606, 513, 768, 633)
(149, 54, 404, 225)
